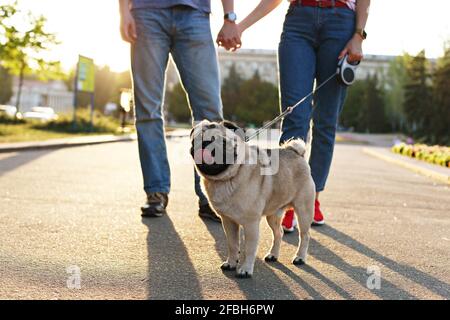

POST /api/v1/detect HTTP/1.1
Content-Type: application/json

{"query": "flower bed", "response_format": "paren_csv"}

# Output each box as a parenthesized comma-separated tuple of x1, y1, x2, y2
(392, 143, 450, 168)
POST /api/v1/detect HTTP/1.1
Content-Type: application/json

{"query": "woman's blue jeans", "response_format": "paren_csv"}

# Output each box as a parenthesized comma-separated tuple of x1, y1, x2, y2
(131, 6, 223, 205)
(278, 4, 355, 192)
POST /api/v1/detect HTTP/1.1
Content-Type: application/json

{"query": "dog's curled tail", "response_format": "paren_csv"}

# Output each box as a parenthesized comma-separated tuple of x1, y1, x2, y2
(283, 138, 306, 157)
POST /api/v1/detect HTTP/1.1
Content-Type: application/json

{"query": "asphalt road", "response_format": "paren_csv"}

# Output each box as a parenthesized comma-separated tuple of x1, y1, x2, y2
(0, 137, 449, 300)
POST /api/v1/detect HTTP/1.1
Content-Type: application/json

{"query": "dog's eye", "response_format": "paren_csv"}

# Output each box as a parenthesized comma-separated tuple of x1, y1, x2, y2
(210, 136, 216, 142)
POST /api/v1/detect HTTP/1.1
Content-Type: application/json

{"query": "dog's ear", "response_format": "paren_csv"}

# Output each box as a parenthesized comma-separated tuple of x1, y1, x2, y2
(221, 120, 245, 140)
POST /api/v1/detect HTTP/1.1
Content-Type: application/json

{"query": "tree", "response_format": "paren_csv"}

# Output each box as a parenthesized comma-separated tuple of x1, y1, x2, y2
(340, 80, 366, 131)
(363, 74, 388, 133)
(166, 83, 191, 123)
(0, 1, 61, 113)
(431, 46, 450, 144)
(403, 50, 432, 137)
(221, 63, 243, 120)
(383, 55, 410, 131)
(0, 66, 13, 104)
(94, 65, 115, 111)
(340, 75, 388, 133)
(235, 71, 279, 126)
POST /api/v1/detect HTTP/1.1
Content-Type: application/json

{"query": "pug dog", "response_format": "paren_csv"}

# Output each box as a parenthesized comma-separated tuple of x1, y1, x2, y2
(190, 120, 315, 278)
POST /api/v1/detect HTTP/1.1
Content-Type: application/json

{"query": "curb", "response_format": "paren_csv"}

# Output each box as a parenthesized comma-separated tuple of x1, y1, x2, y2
(0, 134, 137, 153)
(363, 147, 450, 185)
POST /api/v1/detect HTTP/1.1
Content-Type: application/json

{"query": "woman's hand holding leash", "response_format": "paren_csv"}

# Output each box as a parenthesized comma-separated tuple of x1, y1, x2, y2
(339, 34, 364, 63)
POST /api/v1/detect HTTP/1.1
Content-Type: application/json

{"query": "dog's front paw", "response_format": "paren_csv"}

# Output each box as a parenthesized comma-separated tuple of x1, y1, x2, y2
(293, 257, 306, 266)
(264, 254, 278, 263)
(221, 261, 237, 271)
(236, 266, 253, 278)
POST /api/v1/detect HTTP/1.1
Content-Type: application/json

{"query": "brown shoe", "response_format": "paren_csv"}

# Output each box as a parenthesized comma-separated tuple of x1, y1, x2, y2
(141, 192, 168, 217)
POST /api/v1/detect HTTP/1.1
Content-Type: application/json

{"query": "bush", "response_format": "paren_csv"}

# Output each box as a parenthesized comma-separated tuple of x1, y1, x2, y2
(34, 109, 121, 134)
(0, 113, 25, 124)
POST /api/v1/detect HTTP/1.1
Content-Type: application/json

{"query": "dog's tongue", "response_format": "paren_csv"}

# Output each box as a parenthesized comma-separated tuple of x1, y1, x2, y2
(194, 148, 214, 164)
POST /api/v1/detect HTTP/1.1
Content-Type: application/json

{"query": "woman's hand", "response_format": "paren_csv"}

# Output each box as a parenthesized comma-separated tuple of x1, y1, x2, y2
(217, 22, 242, 52)
(338, 34, 364, 63)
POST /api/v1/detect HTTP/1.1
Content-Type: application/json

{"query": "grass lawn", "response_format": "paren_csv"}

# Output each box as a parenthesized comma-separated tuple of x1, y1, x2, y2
(0, 110, 137, 144)
(0, 123, 120, 143)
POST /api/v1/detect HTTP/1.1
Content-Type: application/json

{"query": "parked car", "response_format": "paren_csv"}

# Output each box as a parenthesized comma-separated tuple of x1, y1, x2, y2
(23, 106, 58, 122)
(0, 105, 17, 117)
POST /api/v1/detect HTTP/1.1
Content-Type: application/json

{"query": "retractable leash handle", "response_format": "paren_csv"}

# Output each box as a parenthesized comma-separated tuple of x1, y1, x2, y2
(337, 54, 360, 86)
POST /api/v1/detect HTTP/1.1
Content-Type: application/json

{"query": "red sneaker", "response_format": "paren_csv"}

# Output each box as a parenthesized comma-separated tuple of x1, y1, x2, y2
(282, 209, 297, 233)
(312, 199, 325, 226)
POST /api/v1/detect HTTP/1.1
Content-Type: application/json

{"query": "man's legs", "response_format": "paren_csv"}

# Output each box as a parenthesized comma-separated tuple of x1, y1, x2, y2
(131, 9, 172, 215)
(171, 6, 223, 207)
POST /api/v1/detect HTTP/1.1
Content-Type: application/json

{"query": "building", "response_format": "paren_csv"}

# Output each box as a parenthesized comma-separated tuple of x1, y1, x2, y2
(165, 49, 397, 88)
(8, 77, 74, 114)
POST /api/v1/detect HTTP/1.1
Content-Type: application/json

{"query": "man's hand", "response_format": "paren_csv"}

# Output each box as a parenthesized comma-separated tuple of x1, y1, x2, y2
(120, 8, 137, 43)
(338, 34, 364, 63)
(216, 21, 242, 52)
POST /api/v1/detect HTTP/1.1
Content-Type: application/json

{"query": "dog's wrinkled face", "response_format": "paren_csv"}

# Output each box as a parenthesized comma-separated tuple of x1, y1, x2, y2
(190, 120, 244, 176)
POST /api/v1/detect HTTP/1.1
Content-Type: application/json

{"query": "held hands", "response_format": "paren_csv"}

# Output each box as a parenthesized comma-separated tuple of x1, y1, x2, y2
(216, 22, 243, 52)
(120, 9, 137, 43)
(338, 34, 364, 63)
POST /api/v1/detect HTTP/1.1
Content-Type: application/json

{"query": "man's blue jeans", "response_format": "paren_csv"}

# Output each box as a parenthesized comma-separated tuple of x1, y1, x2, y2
(131, 6, 223, 205)
(278, 5, 355, 192)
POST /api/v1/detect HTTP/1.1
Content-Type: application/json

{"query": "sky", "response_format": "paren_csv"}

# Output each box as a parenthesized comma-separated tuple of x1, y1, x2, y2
(8, 0, 450, 72)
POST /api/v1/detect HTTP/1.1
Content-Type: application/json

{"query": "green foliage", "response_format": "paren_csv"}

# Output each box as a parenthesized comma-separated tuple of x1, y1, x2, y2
(403, 50, 432, 137)
(340, 80, 366, 130)
(430, 47, 450, 145)
(0, 1, 62, 112)
(65, 65, 132, 112)
(35, 109, 121, 134)
(234, 71, 279, 126)
(94, 66, 116, 111)
(0, 2, 61, 77)
(221, 64, 243, 120)
(382, 55, 410, 131)
(166, 83, 191, 123)
(0, 66, 13, 104)
(0, 113, 25, 124)
(341, 74, 388, 133)
(364, 74, 388, 133)
(166, 69, 279, 126)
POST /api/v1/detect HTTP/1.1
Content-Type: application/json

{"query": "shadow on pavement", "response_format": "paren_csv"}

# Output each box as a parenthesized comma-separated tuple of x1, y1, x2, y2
(310, 238, 416, 299)
(281, 230, 353, 299)
(201, 219, 302, 300)
(0, 150, 52, 178)
(282, 229, 416, 299)
(315, 225, 450, 299)
(142, 217, 203, 299)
